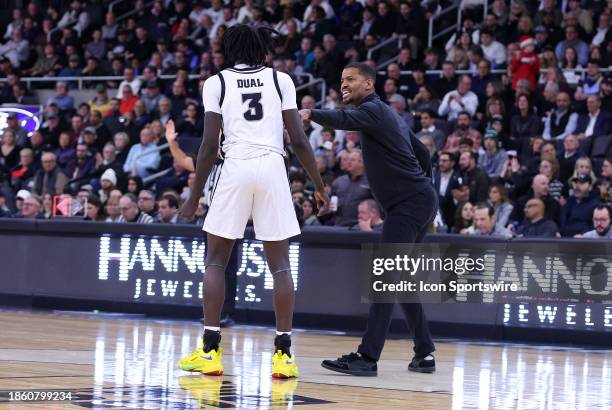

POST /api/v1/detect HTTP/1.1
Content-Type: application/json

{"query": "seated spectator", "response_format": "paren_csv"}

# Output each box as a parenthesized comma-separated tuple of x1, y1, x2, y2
(438, 75, 479, 121)
(387, 94, 413, 129)
(478, 130, 506, 179)
(98, 168, 117, 203)
(10, 148, 36, 191)
(488, 183, 513, 228)
(331, 150, 372, 227)
(301, 197, 320, 226)
(0, 129, 20, 171)
(480, 29, 506, 68)
(116, 67, 142, 99)
(13, 195, 42, 219)
(33, 152, 69, 197)
(538, 156, 564, 201)
(435, 152, 459, 229)
(105, 196, 121, 222)
(470, 202, 513, 238)
(451, 200, 474, 234)
(89, 84, 111, 115)
(156, 194, 188, 224)
(119, 85, 138, 115)
(515, 198, 559, 237)
(543, 92, 578, 141)
(66, 143, 95, 191)
(575, 61, 604, 102)
(411, 85, 440, 114)
(25, 43, 58, 77)
(141, 81, 163, 114)
(46, 81, 74, 111)
(558, 134, 583, 183)
(416, 109, 446, 151)
(434, 61, 458, 100)
(137, 189, 157, 218)
(510, 94, 542, 152)
(555, 25, 588, 67)
(443, 112, 482, 154)
(575, 95, 612, 139)
(85, 194, 105, 221)
(123, 128, 161, 178)
(578, 205, 612, 239)
(155, 97, 173, 126)
(459, 151, 489, 203)
(559, 173, 600, 237)
(569, 157, 597, 191)
(117, 193, 153, 223)
(351, 199, 384, 232)
(511, 174, 561, 225)
(126, 176, 143, 196)
(0, 28, 29, 68)
(57, 0, 90, 37)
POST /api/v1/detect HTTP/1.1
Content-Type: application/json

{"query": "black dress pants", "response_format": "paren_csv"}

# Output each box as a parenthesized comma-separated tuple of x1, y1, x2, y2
(357, 186, 438, 360)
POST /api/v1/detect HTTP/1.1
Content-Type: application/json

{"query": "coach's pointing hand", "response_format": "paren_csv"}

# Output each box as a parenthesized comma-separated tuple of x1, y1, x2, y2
(314, 190, 331, 216)
(299, 109, 312, 121)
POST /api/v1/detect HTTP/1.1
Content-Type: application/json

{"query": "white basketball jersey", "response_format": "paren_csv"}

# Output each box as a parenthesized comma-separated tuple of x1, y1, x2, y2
(202, 65, 298, 159)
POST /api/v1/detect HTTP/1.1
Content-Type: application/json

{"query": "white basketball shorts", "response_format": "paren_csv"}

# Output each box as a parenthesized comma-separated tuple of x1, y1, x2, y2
(202, 153, 301, 241)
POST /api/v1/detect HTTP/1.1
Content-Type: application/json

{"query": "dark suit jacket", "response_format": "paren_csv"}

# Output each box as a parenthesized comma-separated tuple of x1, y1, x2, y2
(576, 111, 612, 138)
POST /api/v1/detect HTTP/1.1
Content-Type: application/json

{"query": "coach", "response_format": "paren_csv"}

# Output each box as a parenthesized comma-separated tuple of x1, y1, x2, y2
(300, 62, 437, 376)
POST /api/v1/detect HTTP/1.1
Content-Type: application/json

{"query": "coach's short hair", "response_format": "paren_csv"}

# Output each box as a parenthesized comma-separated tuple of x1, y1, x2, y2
(344, 62, 376, 81)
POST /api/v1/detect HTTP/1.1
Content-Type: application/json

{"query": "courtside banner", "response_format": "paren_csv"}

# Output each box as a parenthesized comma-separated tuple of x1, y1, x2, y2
(360, 242, 612, 304)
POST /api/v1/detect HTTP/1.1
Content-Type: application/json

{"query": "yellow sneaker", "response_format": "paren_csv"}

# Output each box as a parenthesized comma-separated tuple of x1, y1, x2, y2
(271, 378, 298, 404)
(178, 375, 223, 407)
(178, 346, 223, 375)
(272, 350, 299, 379)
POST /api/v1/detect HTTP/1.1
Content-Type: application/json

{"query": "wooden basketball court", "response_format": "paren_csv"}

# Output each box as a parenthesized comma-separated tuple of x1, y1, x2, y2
(0, 309, 610, 409)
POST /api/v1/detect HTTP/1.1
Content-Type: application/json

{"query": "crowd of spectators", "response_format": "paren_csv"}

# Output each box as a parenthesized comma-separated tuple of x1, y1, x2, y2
(0, 0, 611, 239)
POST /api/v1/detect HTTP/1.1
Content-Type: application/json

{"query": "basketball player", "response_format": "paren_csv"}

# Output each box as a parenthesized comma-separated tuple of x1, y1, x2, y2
(300, 63, 438, 375)
(178, 25, 329, 379)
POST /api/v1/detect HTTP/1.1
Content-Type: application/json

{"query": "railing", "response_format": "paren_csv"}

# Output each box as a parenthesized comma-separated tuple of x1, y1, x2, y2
(376, 67, 612, 83)
(131, 143, 169, 177)
(116, 1, 154, 23)
(47, 19, 76, 42)
(0, 74, 203, 90)
(428, 2, 461, 48)
(296, 78, 326, 108)
(367, 34, 402, 61)
(143, 167, 173, 185)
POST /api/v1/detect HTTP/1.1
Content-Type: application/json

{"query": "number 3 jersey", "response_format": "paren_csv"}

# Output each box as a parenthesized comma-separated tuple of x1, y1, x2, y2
(202, 65, 298, 159)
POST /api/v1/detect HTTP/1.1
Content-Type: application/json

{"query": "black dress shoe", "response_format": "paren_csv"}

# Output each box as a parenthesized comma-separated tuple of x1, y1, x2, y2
(408, 355, 435, 373)
(321, 352, 378, 376)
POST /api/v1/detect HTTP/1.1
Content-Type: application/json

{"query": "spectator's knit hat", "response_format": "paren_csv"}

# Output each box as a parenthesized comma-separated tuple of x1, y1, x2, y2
(101, 169, 117, 186)
(16, 190, 32, 200)
(47, 112, 59, 119)
(83, 126, 97, 135)
(146, 80, 160, 89)
(519, 36, 535, 49)
(96, 83, 106, 92)
(571, 173, 593, 184)
(449, 175, 470, 190)
(7, 112, 17, 120)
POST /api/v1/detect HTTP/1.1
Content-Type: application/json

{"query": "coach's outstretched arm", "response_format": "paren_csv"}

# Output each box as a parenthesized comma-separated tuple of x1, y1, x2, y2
(179, 112, 222, 218)
(300, 105, 379, 132)
(283, 109, 330, 215)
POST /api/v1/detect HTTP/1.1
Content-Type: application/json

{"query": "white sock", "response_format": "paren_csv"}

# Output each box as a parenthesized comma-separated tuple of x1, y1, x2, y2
(276, 330, 292, 336)
(204, 326, 221, 332)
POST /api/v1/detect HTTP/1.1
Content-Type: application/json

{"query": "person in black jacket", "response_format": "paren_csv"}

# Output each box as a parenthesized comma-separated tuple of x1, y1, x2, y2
(301, 62, 438, 376)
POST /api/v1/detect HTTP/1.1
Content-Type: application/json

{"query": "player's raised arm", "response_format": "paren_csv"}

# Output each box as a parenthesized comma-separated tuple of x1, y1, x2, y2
(180, 112, 221, 218)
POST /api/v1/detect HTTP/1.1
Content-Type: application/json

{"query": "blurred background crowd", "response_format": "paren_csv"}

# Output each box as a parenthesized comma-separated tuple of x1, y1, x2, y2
(0, 0, 611, 239)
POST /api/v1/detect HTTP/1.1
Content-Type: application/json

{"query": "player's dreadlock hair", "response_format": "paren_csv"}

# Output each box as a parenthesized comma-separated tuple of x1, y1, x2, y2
(221, 24, 278, 68)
